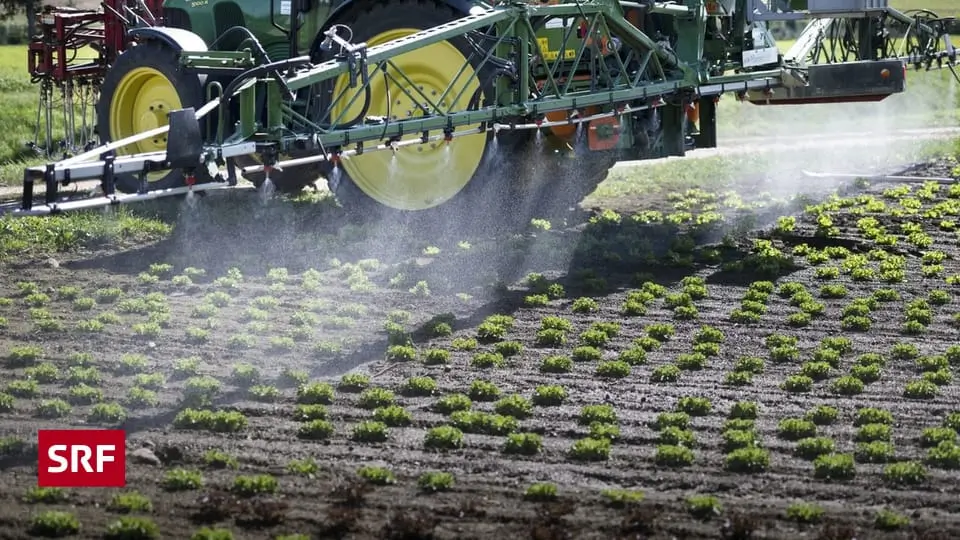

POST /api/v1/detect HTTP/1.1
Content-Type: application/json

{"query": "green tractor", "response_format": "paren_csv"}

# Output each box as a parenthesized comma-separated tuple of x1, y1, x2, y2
(24, 0, 944, 222)
(95, 0, 677, 223)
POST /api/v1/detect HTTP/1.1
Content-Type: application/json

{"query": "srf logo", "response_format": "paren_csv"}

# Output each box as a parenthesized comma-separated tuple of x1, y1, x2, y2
(37, 430, 126, 488)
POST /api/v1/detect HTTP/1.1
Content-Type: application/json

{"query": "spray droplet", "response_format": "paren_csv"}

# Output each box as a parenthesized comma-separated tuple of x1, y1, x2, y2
(442, 144, 452, 168)
(330, 165, 342, 191)
(260, 177, 276, 203)
(389, 153, 399, 178)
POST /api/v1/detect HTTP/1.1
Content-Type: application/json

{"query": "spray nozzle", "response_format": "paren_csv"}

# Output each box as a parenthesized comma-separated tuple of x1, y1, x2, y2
(443, 128, 454, 144)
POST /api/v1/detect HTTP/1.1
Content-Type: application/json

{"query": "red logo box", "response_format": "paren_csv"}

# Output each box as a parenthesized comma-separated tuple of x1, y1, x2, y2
(37, 429, 126, 488)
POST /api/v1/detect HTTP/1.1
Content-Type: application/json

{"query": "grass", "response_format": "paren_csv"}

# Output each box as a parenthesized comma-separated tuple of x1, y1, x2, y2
(0, 45, 52, 180)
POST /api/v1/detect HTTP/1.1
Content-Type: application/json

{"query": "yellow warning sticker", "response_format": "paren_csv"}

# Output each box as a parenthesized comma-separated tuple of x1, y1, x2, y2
(537, 38, 577, 61)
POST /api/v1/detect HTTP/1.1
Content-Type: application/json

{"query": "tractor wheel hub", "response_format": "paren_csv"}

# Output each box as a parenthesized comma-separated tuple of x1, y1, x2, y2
(329, 27, 487, 211)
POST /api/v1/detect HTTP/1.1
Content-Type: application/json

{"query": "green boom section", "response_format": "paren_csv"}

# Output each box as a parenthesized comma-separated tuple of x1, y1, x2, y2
(183, 0, 706, 154)
(17, 0, 958, 207)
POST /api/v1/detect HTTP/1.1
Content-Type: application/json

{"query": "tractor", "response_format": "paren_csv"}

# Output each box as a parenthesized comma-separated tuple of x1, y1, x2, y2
(93, 0, 701, 221)
(16, 0, 959, 222)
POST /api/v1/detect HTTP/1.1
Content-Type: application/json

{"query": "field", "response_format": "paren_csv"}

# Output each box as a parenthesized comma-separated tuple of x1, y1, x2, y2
(3, 5, 960, 540)
(1, 139, 960, 540)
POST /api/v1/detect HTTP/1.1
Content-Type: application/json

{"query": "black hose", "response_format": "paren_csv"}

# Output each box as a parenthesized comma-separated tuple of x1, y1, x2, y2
(319, 72, 372, 130)
(209, 26, 273, 65)
(217, 56, 313, 142)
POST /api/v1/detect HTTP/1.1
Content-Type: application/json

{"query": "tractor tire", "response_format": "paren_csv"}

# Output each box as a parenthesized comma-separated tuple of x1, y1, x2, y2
(503, 103, 685, 224)
(507, 135, 620, 227)
(314, 0, 533, 233)
(96, 40, 205, 194)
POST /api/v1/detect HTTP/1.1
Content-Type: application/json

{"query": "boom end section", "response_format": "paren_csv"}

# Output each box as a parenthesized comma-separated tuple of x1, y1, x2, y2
(745, 59, 906, 106)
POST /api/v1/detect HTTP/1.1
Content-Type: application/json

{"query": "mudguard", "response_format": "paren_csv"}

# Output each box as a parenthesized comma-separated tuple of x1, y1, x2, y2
(127, 27, 209, 53)
(311, 0, 488, 57)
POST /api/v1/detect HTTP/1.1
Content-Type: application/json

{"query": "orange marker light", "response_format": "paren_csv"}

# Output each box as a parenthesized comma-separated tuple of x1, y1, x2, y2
(880, 68, 890, 79)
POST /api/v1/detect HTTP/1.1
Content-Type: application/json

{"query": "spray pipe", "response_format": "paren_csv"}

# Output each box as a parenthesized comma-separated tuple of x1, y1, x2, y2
(240, 100, 655, 175)
(388, 135, 401, 153)
(239, 126, 486, 175)
(493, 101, 652, 132)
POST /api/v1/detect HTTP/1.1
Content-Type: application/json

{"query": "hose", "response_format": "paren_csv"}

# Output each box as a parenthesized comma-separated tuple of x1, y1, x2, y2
(208, 26, 274, 66)
(217, 56, 313, 142)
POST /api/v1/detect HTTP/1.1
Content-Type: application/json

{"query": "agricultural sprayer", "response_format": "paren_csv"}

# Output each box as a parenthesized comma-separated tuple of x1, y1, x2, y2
(12, 0, 960, 222)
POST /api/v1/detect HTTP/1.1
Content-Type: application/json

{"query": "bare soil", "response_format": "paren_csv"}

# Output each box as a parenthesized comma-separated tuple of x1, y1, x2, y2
(1, 157, 960, 539)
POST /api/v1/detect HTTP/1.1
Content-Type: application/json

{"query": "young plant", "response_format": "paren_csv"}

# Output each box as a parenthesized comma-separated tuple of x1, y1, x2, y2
(373, 405, 413, 427)
(357, 465, 396, 485)
(418, 471, 455, 492)
(655, 445, 694, 467)
(524, 483, 558, 502)
(532, 385, 567, 406)
(503, 432, 543, 455)
(423, 425, 465, 450)
(685, 494, 721, 519)
(725, 446, 769, 473)
(29, 511, 81, 537)
(786, 502, 824, 524)
(162, 469, 204, 491)
(352, 420, 389, 443)
(297, 419, 335, 440)
(108, 491, 153, 514)
(813, 453, 856, 481)
(569, 437, 611, 461)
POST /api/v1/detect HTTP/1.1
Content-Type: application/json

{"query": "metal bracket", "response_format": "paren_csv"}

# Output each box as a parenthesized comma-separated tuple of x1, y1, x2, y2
(165, 107, 203, 169)
(43, 163, 57, 206)
(225, 158, 239, 186)
(101, 153, 116, 196)
(20, 170, 35, 211)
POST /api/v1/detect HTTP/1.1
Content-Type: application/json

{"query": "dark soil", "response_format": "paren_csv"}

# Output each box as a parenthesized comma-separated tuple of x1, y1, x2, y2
(1, 157, 960, 539)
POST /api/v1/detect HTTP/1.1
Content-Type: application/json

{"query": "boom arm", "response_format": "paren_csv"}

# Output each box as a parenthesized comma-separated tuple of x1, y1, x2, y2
(14, 0, 959, 216)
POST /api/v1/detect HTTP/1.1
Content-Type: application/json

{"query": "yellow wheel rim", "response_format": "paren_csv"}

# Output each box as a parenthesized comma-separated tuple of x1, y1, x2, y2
(108, 67, 182, 182)
(330, 28, 487, 211)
